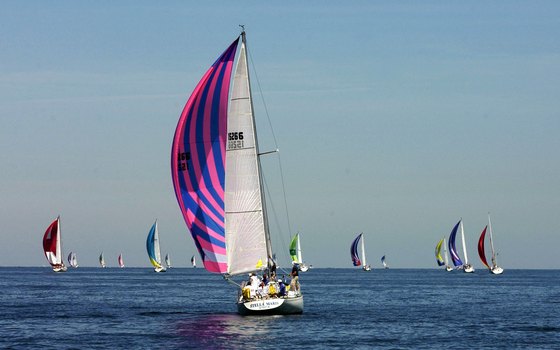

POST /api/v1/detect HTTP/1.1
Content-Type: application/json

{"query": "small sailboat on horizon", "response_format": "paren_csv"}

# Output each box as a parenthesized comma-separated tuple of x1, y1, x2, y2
(118, 253, 125, 268)
(42, 216, 67, 272)
(146, 220, 166, 272)
(190, 255, 196, 268)
(435, 237, 453, 271)
(351, 233, 371, 271)
(99, 252, 106, 268)
(67, 251, 78, 268)
(381, 255, 389, 269)
(478, 213, 504, 275)
(290, 233, 309, 272)
(448, 219, 474, 273)
(165, 253, 172, 269)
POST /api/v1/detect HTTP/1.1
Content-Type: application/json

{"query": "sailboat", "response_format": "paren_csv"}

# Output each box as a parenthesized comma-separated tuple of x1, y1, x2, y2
(171, 29, 303, 315)
(99, 252, 106, 268)
(435, 237, 453, 271)
(478, 213, 504, 275)
(42, 216, 67, 272)
(351, 233, 371, 271)
(289, 233, 309, 272)
(165, 253, 172, 269)
(448, 220, 474, 273)
(67, 252, 79, 268)
(381, 255, 389, 269)
(191, 255, 196, 268)
(146, 220, 166, 272)
(118, 253, 125, 268)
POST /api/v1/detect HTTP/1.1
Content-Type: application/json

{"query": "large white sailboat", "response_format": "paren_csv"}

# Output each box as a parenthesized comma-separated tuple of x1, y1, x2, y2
(171, 29, 303, 315)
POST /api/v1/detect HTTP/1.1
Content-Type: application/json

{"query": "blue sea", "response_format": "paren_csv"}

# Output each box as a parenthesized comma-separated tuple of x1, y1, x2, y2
(1, 267, 559, 349)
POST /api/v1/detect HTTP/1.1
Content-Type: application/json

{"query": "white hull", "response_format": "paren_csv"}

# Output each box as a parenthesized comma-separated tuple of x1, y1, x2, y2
(491, 266, 504, 275)
(154, 266, 167, 273)
(362, 265, 371, 271)
(463, 265, 475, 273)
(237, 295, 303, 316)
(52, 265, 67, 272)
(299, 264, 309, 272)
(445, 266, 453, 272)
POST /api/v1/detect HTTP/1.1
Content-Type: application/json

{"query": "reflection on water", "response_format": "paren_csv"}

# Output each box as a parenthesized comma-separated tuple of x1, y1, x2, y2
(175, 313, 290, 349)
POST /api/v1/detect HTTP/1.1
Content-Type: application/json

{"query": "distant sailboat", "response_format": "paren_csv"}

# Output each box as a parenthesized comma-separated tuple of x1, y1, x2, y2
(165, 253, 172, 269)
(478, 213, 504, 275)
(448, 219, 474, 273)
(42, 216, 67, 272)
(99, 252, 106, 268)
(435, 237, 453, 271)
(381, 255, 389, 269)
(146, 220, 166, 272)
(190, 255, 196, 268)
(351, 233, 371, 271)
(290, 233, 309, 272)
(171, 30, 303, 315)
(67, 251, 79, 268)
(118, 253, 125, 268)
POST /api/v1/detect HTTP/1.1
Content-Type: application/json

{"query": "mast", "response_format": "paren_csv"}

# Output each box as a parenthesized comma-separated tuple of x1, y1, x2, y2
(241, 30, 274, 267)
(361, 234, 367, 267)
(297, 233, 303, 263)
(55, 216, 62, 266)
(488, 213, 497, 267)
(460, 220, 469, 265)
(443, 237, 449, 267)
(154, 220, 162, 265)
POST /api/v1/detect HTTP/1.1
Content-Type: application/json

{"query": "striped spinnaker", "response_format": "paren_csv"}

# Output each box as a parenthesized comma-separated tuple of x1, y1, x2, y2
(171, 38, 239, 273)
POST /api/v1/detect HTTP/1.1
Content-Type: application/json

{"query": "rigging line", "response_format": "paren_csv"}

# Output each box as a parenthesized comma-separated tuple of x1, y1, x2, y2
(262, 173, 290, 265)
(247, 43, 294, 240)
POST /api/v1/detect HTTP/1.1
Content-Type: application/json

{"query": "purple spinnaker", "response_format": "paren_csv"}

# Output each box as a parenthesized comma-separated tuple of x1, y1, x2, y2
(171, 38, 239, 273)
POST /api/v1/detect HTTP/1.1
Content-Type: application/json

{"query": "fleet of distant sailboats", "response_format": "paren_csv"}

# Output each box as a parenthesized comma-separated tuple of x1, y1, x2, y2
(41, 212, 504, 275)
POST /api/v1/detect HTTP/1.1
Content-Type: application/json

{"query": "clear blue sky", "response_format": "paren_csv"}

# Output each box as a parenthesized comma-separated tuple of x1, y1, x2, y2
(1, 1, 558, 268)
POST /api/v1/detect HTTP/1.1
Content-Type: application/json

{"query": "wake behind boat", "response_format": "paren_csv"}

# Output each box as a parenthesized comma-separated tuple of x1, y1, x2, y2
(171, 29, 302, 315)
(42, 216, 67, 272)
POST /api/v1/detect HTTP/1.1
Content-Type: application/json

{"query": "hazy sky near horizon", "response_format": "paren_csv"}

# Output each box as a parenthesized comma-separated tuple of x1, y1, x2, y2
(1, 2, 559, 269)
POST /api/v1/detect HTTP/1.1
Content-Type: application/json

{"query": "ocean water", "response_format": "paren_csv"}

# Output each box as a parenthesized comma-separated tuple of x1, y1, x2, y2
(1, 267, 559, 349)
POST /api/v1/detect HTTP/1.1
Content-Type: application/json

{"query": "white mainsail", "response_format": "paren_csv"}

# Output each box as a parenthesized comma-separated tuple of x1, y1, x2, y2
(225, 39, 269, 276)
